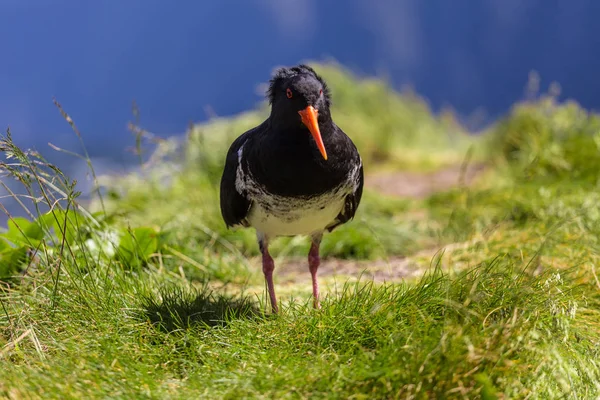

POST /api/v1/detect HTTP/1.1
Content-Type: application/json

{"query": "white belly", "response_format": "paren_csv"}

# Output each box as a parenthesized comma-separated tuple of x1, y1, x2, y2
(247, 193, 345, 237)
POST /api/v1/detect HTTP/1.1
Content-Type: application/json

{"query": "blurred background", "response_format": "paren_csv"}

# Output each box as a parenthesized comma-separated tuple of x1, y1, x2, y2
(1, 0, 599, 180)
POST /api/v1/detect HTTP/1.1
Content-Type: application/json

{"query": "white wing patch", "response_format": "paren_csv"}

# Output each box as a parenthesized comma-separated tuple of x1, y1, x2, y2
(234, 143, 246, 195)
(350, 157, 362, 192)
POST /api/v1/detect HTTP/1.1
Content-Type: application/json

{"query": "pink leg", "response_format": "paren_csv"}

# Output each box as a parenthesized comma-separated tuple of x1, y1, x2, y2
(259, 235, 278, 313)
(308, 234, 322, 309)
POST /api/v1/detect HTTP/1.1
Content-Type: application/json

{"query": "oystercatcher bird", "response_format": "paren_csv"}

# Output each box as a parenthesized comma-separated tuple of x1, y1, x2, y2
(219, 64, 364, 313)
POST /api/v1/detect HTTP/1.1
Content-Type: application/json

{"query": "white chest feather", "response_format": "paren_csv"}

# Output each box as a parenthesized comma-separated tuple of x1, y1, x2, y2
(247, 191, 346, 236)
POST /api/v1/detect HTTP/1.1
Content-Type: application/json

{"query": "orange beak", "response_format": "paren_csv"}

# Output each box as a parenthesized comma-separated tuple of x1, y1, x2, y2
(298, 105, 328, 160)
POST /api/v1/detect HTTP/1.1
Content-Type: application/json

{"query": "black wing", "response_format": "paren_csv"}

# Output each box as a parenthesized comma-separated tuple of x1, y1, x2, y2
(326, 158, 364, 232)
(219, 126, 257, 228)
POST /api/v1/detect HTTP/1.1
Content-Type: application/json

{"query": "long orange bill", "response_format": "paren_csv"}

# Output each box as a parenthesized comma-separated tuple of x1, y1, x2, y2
(298, 105, 328, 160)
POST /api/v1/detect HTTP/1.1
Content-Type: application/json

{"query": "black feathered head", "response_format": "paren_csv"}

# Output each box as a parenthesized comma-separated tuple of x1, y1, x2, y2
(267, 64, 331, 108)
(266, 64, 332, 160)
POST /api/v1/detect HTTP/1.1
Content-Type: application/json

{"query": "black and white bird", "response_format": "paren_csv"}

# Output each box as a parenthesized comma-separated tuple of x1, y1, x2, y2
(219, 64, 364, 313)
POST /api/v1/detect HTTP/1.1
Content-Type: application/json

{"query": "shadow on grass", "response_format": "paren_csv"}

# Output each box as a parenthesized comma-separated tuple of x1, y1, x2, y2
(142, 285, 261, 332)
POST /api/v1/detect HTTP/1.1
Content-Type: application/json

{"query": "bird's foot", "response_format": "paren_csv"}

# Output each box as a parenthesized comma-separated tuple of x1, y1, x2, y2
(313, 298, 321, 310)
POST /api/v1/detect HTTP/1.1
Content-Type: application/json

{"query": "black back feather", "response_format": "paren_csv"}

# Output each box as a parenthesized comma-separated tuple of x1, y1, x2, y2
(219, 124, 261, 228)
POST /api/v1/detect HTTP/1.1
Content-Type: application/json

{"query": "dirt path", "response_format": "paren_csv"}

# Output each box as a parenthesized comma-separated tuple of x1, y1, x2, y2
(366, 163, 486, 198)
(276, 163, 487, 282)
(278, 255, 417, 283)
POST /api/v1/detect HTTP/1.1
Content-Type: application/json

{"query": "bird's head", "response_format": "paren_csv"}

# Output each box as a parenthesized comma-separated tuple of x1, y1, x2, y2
(267, 64, 332, 160)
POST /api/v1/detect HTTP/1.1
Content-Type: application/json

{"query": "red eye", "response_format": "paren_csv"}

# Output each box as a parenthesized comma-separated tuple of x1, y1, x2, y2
(286, 88, 293, 99)
(319, 89, 323, 95)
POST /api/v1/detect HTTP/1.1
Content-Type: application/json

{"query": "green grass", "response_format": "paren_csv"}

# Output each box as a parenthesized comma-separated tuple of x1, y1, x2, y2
(2, 63, 600, 398)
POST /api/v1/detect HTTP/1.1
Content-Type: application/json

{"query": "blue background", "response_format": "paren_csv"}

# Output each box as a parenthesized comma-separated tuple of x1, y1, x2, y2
(2, 0, 599, 171)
